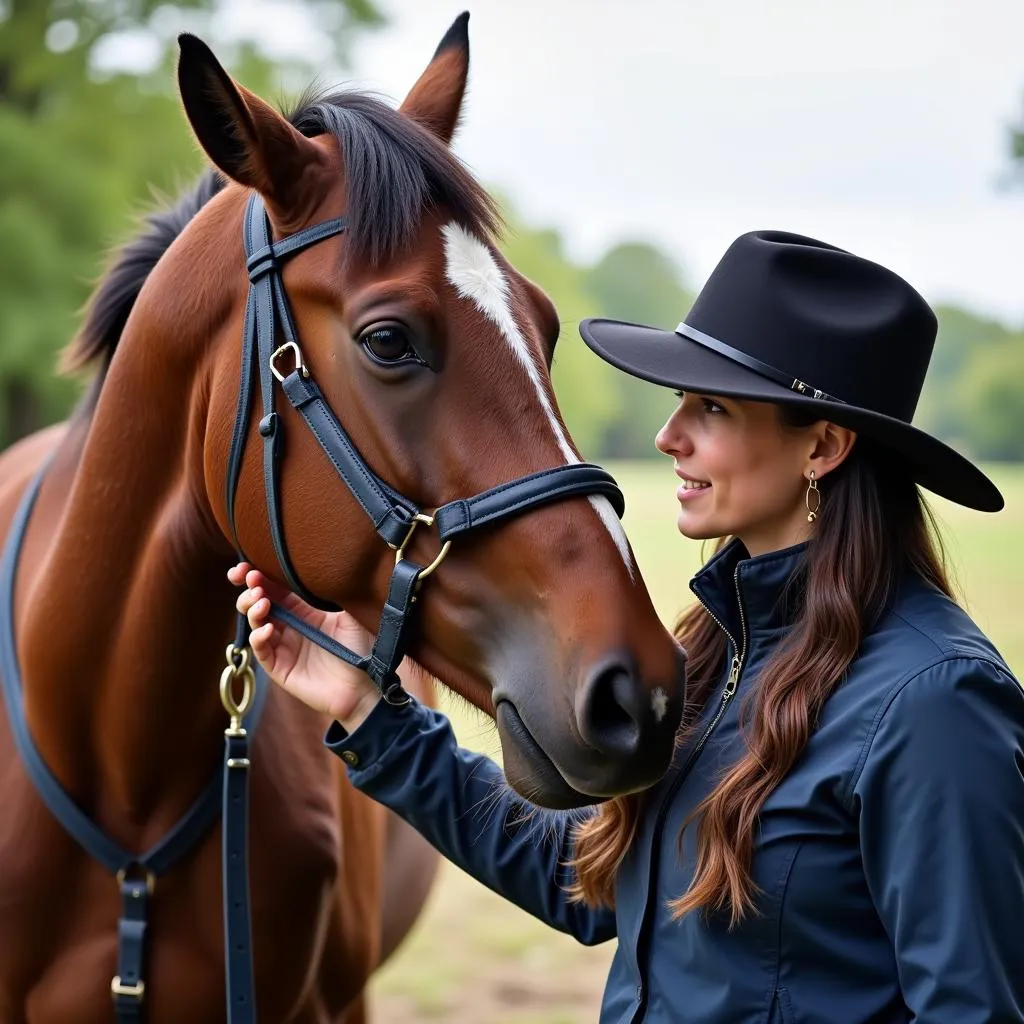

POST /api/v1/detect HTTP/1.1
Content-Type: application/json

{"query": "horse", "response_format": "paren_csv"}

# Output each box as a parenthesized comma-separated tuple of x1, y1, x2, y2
(0, 13, 685, 1022)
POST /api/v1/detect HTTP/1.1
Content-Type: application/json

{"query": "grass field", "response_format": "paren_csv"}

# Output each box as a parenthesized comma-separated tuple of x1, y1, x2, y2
(368, 461, 1024, 1023)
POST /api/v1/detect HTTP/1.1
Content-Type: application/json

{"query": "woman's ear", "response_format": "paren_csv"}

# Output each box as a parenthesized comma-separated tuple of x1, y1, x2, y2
(807, 422, 858, 480)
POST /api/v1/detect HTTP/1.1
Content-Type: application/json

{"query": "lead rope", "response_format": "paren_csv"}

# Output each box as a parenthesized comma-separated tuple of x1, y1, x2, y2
(219, 616, 259, 1023)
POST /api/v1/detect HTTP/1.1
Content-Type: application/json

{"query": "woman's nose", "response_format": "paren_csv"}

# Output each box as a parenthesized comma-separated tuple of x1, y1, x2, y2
(655, 412, 691, 457)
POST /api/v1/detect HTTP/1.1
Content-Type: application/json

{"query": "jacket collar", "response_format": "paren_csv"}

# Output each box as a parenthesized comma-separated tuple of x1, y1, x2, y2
(689, 538, 809, 648)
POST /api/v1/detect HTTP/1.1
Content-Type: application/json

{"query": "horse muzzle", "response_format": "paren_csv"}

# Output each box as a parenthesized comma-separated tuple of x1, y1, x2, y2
(493, 644, 686, 808)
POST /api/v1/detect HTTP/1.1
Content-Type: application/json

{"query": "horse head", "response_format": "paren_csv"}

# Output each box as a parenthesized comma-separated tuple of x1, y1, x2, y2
(171, 14, 684, 809)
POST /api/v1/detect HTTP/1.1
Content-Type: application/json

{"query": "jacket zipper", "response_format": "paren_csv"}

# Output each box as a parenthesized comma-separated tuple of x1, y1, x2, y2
(630, 566, 748, 1023)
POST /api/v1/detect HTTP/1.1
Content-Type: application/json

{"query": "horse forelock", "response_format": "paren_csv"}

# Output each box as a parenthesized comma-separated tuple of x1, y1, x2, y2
(288, 88, 500, 265)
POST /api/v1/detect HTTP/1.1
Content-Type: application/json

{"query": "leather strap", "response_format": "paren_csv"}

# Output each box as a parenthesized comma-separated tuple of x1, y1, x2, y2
(244, 216, 346, 281)
(224, 196, 349, 610)
(280, 370, 418, 549)
(364, 559, 420, 702)
(0, 466, 269, 1021)
(223, 728, 256, 1024)
(264, 558, 420, 705)
(112, 873, 150, 1022)
(224, 297, 256, 557)
(269, 603, 369, 673)
(249, 201, 328, 609)
(433, 463, 625, 541)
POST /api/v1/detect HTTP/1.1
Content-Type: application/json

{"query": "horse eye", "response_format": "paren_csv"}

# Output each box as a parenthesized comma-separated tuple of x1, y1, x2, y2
(360, 325, 418, 366)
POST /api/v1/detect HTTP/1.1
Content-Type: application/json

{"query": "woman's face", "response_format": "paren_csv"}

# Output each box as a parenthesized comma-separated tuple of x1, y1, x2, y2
(655, 392, 836, 557)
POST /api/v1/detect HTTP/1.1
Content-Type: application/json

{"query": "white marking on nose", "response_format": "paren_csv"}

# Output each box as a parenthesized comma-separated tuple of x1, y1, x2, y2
(651, 687, 668, 723)
(441, 223, 634, 577)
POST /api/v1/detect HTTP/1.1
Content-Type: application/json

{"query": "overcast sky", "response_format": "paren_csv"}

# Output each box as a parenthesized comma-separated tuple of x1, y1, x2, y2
(218, 0, 1024, 324)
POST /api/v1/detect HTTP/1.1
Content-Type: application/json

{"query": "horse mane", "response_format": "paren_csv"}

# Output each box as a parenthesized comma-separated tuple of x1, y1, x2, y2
(63, 87, 501, 386)
(63, 170, 227, 376)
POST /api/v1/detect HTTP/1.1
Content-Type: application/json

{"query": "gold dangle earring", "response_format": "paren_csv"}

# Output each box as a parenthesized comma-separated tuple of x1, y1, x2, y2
(805, 471, 821, 523)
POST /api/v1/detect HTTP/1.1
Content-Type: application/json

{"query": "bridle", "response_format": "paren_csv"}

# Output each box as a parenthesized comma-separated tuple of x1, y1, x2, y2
(215, 194, 627, 1017)
(225, 193, 626, 703)
(0, 192, 628, 1024)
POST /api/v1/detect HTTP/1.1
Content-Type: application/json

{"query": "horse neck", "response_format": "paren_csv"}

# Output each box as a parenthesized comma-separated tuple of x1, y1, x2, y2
(18, 204, 246, 843)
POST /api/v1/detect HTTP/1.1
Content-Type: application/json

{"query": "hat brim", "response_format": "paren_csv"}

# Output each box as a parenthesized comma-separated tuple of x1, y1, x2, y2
(579, 317, 1003, 513)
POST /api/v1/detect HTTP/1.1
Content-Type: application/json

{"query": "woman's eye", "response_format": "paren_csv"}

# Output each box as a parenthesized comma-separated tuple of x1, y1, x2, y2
(674, 391, 724, 414)
(360, 325, 418, 365)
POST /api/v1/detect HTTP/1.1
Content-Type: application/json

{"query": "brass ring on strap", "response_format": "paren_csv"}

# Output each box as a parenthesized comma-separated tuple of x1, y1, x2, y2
(115, 865, 156, 896)
(415, 540, 451, 580)
(394, 512, 452, 579)
(270, 341, 308, 383)
(220, 644, 256, 724)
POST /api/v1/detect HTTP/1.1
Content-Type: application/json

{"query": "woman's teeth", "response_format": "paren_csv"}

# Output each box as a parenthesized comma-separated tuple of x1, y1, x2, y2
(680, 479, 711, 489)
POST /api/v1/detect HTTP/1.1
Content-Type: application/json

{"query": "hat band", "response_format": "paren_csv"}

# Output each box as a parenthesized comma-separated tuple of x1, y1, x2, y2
(675, 323, 844, 404)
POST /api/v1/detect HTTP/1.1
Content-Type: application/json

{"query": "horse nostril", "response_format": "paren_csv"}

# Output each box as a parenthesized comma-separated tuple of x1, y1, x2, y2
(576, 659, 643, 760)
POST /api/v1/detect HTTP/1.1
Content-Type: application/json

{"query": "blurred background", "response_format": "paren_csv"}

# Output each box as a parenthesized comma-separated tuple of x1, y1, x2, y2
(2, 0, 1022, 1020)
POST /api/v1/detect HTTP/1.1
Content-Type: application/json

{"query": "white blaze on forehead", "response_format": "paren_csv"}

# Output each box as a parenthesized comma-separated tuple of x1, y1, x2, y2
(441, 222, 633, 577)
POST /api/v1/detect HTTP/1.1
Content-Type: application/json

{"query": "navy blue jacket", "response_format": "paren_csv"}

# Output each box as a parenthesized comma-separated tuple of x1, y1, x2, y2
(327, 541, 1024, 1023)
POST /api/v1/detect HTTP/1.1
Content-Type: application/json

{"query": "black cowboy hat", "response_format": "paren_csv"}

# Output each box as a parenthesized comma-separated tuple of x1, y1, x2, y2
(580, 229, 1003, 512)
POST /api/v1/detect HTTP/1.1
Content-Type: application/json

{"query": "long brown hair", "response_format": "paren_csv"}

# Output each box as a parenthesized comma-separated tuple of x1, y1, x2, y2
(567, 414, 956, 927)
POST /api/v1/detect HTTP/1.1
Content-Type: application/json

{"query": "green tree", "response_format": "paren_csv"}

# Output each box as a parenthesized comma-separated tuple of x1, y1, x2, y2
(1009, 92, 1024, 181)
(953, 338, 1024, 460)
(0, 0, 381, 447)
(915, 305, 1021, 454)
(583, 243, 694, 459)
(498, 210, 623, 459)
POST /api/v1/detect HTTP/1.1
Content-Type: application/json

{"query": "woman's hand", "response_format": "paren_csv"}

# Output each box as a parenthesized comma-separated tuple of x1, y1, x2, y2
(228, 563, 382, 732)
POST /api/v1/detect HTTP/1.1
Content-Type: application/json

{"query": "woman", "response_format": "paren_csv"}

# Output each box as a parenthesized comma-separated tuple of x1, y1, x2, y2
(231, 230, 1024, 1023)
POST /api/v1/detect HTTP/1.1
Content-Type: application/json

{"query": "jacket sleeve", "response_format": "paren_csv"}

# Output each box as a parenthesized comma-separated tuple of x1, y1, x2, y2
(853, 656, 1024, 1023)
(324, 697, 617, 946)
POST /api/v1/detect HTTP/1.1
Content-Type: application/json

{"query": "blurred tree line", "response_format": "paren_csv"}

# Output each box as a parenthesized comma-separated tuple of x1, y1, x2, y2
(2, 0, 1023, 463)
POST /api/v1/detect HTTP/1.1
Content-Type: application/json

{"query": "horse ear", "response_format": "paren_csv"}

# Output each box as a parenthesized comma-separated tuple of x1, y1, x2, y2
(399, 11, 470, 146)
(176, 34, 321, 211)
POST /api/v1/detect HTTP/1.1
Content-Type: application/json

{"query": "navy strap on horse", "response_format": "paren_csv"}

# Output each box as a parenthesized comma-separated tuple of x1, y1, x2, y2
(0, 466, 268, 1023)
(0, 192, 628, 1022)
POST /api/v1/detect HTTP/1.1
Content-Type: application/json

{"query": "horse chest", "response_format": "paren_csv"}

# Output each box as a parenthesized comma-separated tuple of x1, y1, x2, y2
(0, 717, 377, 1023)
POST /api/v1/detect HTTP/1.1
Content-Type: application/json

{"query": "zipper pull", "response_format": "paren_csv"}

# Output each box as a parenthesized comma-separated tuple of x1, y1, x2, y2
(723, 656, 741, 698)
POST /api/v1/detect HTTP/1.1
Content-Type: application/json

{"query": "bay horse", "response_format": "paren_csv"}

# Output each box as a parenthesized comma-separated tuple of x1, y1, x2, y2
(0, 13, 684, 1023)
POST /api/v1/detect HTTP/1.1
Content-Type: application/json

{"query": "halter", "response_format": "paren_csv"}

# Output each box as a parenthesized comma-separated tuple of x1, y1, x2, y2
(226, 193, 626, 705)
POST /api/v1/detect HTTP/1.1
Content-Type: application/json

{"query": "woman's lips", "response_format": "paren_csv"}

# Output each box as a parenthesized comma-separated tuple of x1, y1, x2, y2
(676, 470, 712, 502)
(677, 481, 712, 502)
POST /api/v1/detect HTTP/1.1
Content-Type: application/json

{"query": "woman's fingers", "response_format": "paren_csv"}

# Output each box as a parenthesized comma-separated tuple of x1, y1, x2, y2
(241, 567, 327, 627)
(235, 584, 263, 617)
(234, 587, 275, 634)
(247, 595, 271, 630)
(249, 621, 277, 665)
(227, 562, 251, 586)
(230, 565, 290, 612)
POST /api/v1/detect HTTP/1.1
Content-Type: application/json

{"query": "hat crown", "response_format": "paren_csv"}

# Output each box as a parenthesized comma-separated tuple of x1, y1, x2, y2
(683, 231, 936, 423)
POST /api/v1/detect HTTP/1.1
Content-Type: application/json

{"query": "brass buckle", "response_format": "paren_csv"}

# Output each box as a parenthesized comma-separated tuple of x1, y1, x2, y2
(269, 341, 308, 383)
(111, 976, 145, 1001)
(220, 644, 256, 735)
(115, 866, 155, 896)
(393, 512, 451, 581)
